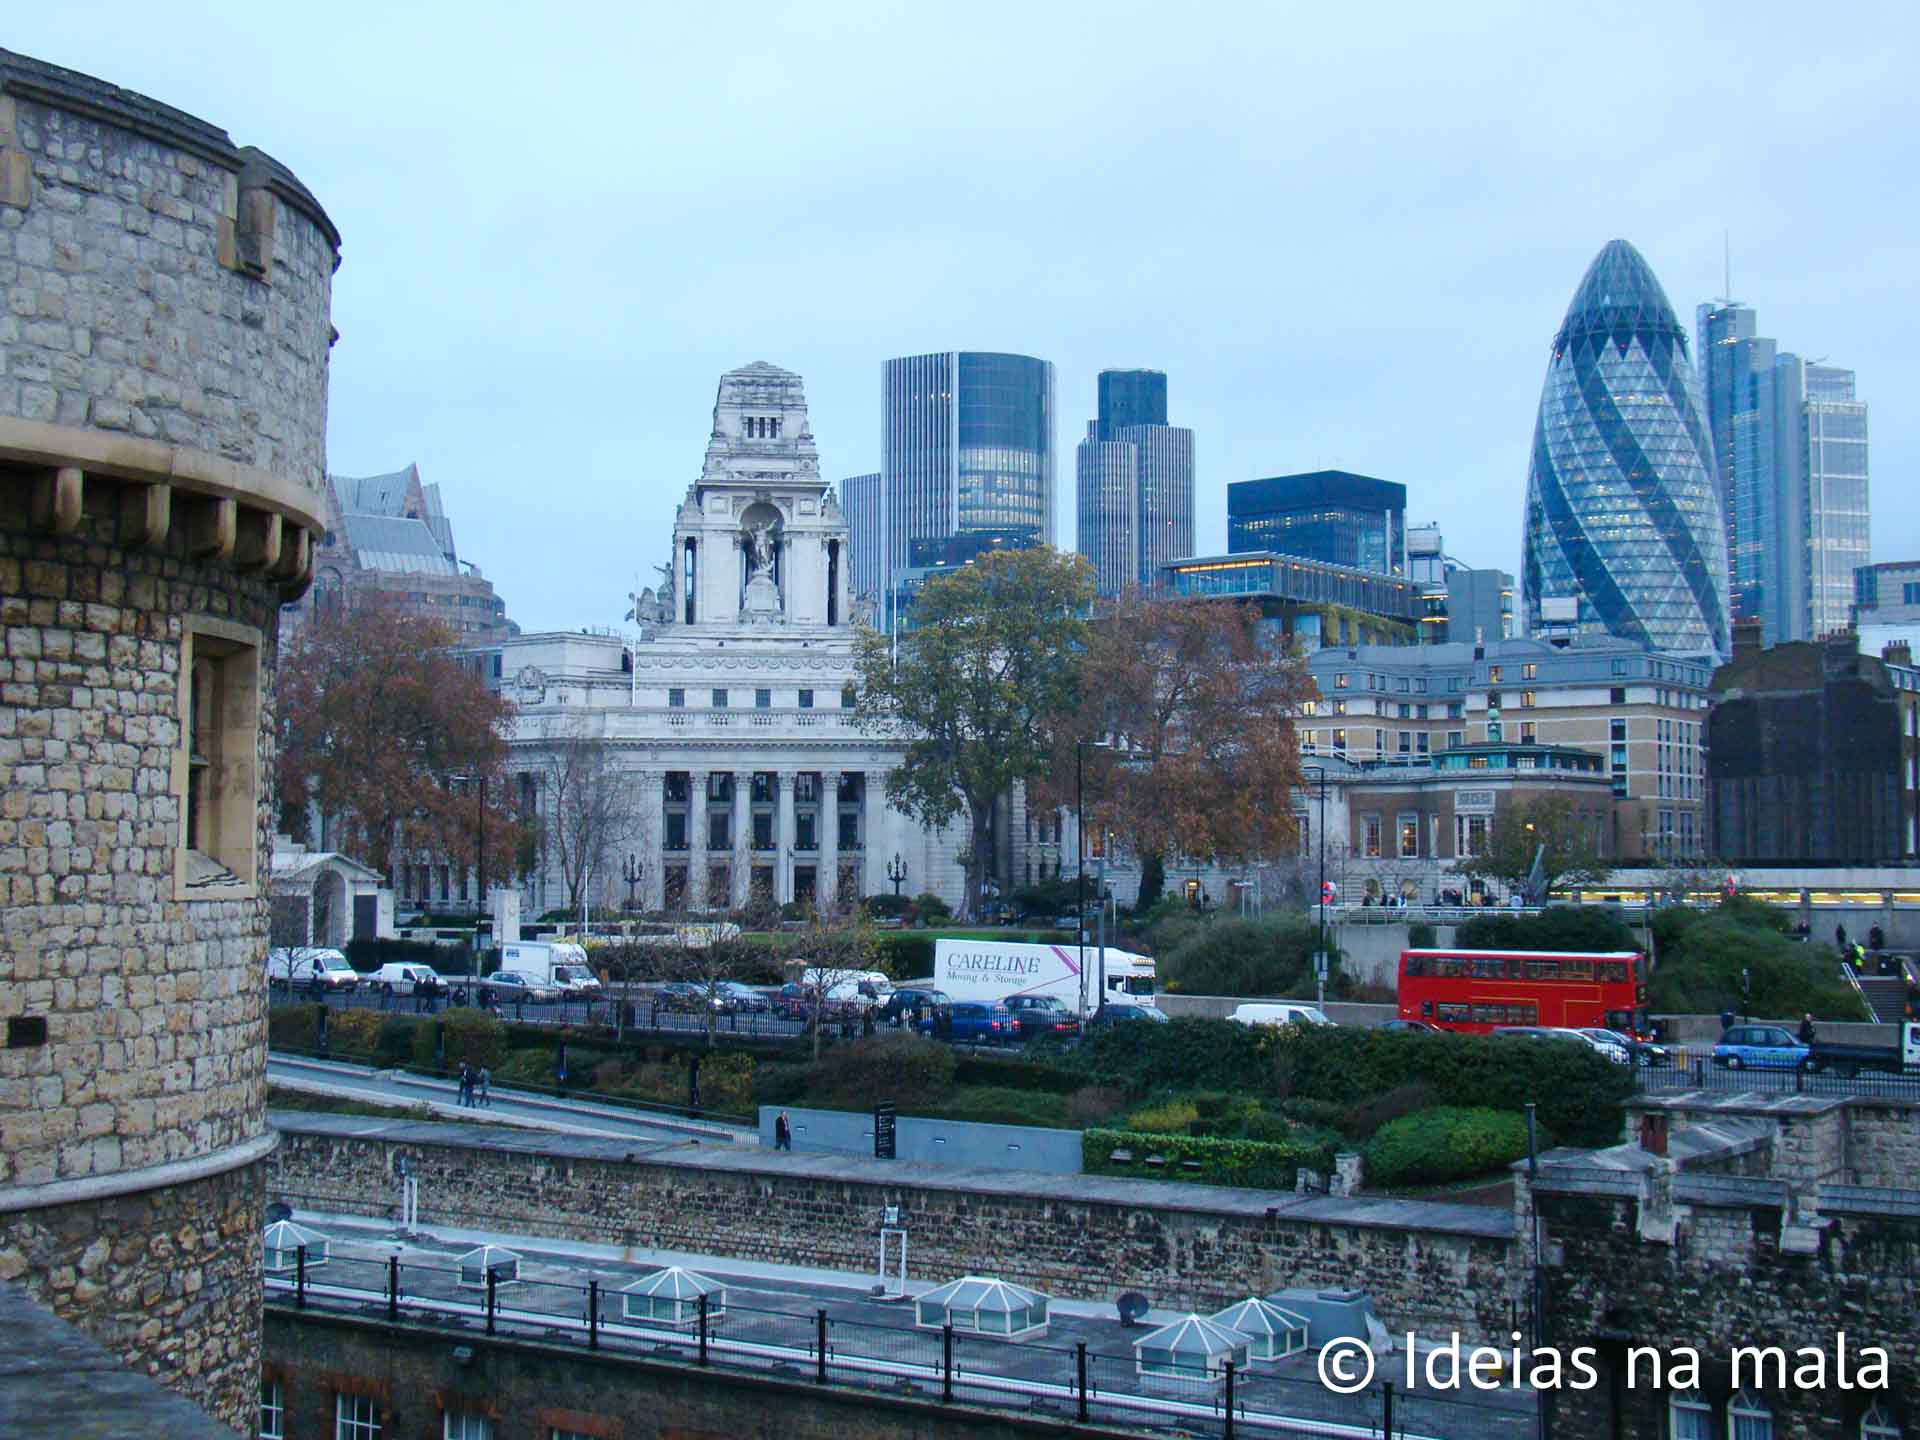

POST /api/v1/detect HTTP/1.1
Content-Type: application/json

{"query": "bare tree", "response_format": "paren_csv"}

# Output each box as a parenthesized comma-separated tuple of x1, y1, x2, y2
(647, 934, 759, 1049)
(790, 914, 887, 1061)
(536, 714, 645, 915)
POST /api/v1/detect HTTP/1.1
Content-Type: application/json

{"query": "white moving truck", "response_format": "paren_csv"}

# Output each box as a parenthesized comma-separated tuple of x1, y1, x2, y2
(933, 939, 1156, 1018)
(498, 941, 602, 995)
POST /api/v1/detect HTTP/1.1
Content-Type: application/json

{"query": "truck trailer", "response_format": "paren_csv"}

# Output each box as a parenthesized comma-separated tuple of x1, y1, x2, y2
(932, 938, 1155, 1018)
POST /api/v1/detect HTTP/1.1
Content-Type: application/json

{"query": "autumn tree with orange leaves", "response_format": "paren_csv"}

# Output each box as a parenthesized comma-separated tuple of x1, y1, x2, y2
(276, 600, 521, 886)
(1050, 596, 1314, 898)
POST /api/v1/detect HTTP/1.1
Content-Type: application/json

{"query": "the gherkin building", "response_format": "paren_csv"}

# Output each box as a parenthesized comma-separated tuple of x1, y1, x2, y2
(1522, 239, 1729, 656)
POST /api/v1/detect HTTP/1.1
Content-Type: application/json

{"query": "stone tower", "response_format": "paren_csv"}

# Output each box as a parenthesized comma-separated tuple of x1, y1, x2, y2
(0, 49, 337, 1428)
(666, 361, 855, 631)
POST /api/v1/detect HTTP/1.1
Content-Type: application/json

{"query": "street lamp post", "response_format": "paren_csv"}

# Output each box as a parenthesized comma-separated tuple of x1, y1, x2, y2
(453, 773, 488, 935)
(887, 853, 907, 898)
(1301, 764, 1329, 1002)
(622, 853, 644, 912)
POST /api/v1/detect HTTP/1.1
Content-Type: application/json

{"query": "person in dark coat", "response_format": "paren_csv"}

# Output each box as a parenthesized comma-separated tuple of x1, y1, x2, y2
(1797, 1013, 1817, 1045)
(1870, 924, 1886, 952)
(774, 1111, 791, 1151)
(1836, 923, 1848, 951)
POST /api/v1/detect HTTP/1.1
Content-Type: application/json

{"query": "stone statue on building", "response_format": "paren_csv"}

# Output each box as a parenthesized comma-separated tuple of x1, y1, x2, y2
(741, 517, 782, 623)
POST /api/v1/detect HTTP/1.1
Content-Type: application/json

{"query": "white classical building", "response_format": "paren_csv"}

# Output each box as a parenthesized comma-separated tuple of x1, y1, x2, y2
(485, 363, 1042, 915)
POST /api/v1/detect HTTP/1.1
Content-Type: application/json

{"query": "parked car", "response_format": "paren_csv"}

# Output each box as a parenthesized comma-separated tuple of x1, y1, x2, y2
(878, 987, 952, 1026)
(1712, 1024, 1810, 1071)
(268, 948, 359, 995)
(1490, 1026, 1628, 1063)
(1002, 994, 1081, 1041)
(1229, 1002, 1334, 1028)
(368, 962, 445, 998)
(915, 1000, 1015, 1044)
(1088, 1002, 1169, 1028)
(1577, 1027, 1671, 1068)
(657, 981, 724, 1013)
(479, 970, 560, 1005)
(714, 981, 770, 1013)
(1376, 1018, 1442, 1033)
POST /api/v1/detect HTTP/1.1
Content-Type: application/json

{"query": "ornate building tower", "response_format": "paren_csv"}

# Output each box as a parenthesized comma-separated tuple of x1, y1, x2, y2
(0, 49, 337, 1428)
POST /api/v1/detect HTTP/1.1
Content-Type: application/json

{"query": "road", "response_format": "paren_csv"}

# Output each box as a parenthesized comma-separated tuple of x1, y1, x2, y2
(266, 1054, 755, 1145)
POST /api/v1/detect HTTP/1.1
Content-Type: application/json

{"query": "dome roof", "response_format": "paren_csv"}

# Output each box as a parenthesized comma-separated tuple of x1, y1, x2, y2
(1554, 239, 1689, 352)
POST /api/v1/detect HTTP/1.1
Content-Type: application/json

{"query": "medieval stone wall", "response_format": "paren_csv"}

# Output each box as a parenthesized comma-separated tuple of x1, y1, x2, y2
(267, 1119, 1519, 1341)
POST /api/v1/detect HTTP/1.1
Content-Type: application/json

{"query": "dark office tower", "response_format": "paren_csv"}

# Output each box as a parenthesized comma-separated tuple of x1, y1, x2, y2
(1076, 370, 1195, 599)
(1227, 471, 1406, 574)
(1696, 301, 1774, 626)
(1522, 240, 1728, 656)
(839, 472, 882, 606)
(881, 352, 1054, 628)
(1096, 368, 1168, 441)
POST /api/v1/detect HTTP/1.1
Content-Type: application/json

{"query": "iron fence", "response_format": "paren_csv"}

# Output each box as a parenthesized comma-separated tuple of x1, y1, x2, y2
(266, 1245, 1535, 1438)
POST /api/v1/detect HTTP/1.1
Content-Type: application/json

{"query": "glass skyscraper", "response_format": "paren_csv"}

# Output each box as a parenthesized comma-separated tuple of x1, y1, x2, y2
(879, 352, 1054, 629)
(1076, 369, 1194, 598)
(1522, 240, 1728, 656)
(838, 472, 881, 604)
(1697, 301, 1871, 644)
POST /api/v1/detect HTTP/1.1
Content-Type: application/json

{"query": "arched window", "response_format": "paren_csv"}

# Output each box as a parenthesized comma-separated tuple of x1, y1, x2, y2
(1861, 1405, 1900, 1440)
(1668, 1391, 1712, 1440)
(1728, 1390, 1773, 1440)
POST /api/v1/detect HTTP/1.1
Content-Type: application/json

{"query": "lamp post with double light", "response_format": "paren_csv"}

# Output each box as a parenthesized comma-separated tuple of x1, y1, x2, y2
(1300, 763, 1330, 995)
(451, 772, 488, 935)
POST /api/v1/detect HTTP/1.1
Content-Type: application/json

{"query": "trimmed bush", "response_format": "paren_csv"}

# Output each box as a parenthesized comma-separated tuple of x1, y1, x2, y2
(1363, 1107, 1544, 1188)
(1278, 1097, 1348, 1131)
(1125, 1099, 1201, 1134)
(1062, 1085, 1128, 1127)
(1160, 916, 1351, 999)
(1083, 1126, 1337, 1189)
(268, 1003, 322, 1052)
(953, 1053, 1086, 1094)
(1453, 906, 1638, 954)
(437, 1009, 507, 1068)
(801, 1032, 956, 1110)
(1407, 921, 1437, 948)
(375, 1016, 419, 1068)
(919, 1087, 1069, 1128)
(1340, 1082, 1440, 1141)
(873, 933, 934, 980)
(1648, 909, 1867, 1021)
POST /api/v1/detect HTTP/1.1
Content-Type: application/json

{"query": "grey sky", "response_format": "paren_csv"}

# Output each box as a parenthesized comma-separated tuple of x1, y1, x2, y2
(15, 2, 1915, 633)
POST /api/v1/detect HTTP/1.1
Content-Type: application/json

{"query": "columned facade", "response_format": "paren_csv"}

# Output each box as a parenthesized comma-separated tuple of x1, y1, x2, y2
(491, 364, 991, 915)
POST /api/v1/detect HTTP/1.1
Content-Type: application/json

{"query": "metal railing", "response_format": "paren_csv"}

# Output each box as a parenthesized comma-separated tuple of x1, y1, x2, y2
(266, 1244, 1533, 1439)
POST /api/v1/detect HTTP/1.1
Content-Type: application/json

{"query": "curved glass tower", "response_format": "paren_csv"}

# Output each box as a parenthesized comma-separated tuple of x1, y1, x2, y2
(1523, 240, 1729, 656)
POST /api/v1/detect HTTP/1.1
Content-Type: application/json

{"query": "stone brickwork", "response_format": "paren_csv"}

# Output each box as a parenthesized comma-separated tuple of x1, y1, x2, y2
(267, 1117, 1519, 1341)
(268, 1306, 1137, 1440)
(0, 1163, 264, 1427)
(0, 46, 336, 1433)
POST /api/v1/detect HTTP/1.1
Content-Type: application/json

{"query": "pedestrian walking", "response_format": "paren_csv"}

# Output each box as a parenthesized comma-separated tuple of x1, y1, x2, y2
(1870, 924, 1887, 953)
(477, 1066, 491, 1108)
(1798, 1013, 1818, 1046)
(458, 1063, 473, 1108)
(1836, 922, 1848, 951)
(774, 1111, 791, 1151)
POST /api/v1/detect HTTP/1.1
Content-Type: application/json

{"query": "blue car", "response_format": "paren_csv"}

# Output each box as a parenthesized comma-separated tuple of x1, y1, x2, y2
(1712, 1024, 1809, 1071)
(916, 1001, 1014, 1044)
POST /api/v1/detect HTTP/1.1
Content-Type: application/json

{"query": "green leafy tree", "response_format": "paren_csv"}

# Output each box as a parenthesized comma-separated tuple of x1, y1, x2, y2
(854, 548, 1094, 919)
(1454, 794, 1612, 899)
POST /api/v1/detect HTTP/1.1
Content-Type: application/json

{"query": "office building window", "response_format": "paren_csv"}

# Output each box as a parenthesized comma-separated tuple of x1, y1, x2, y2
(445, 1417, 494, 1440)
(1447, 730, 1463, 749)
(1448, 703, 1462, 719)
(1488, 665, 1503, 683)
(1610, 687, 1627, 705)
(799, 688, 814, 709)
(260, 1381, 284, 1440)
(1335, 672, 1350, 688)
(1332, 728, 1347, 751)
(1520, 722, 1536, 744)
(668, 687, 685, 708)
(1521, 663, 1537, 680)
(1610, 718, 1626, 741)
(1398, 815, 1419, 857)
(1334, 698, 1349, 716)
(755, 688, 771, 709)
(336, 1395, 382, 1440)
(1397, 732, 1412, 753)
(1521, 690, 1536, 708)
(712, 688, 728, 708)
(1417, 733, 1429, 753)
(1363, 815, 1382, 857)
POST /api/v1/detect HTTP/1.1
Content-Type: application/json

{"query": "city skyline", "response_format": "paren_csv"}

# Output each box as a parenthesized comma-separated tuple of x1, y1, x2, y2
(9, 6, 1912, 634)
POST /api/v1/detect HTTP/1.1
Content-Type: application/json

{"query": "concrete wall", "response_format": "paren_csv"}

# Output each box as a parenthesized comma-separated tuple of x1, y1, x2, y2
(266, 1115, 1519, 1342)
(0, 46, 337, 1431)
(759, 1105, 1085, 1174)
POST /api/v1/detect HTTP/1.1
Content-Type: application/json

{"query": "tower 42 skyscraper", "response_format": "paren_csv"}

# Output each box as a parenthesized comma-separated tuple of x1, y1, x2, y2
(1523, 240, 1729, 656)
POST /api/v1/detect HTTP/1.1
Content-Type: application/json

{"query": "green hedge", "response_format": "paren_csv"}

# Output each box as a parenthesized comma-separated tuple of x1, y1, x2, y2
(1082, 1126, 1338, 1189)
(1160, 916, 1352, 999)
(1363, 1107, 1544, 1188)
(1064, 1018, 1629, 1148)
(1648, 909, 1867, 1021)
(953, 1053, 1087, 1094)
(1452, 907, 1638, 954)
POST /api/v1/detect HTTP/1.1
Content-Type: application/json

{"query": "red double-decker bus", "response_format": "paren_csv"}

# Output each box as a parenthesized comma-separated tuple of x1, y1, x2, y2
(1397, 949, 1647, 1035)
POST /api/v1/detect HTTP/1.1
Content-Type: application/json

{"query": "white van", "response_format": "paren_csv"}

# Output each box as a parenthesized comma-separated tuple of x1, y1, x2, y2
(800, 967, 892, 1001)
(267, 948, 359, 993)
(367, 962, 445, 997)
(1228, 1002, 1335, 1028)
